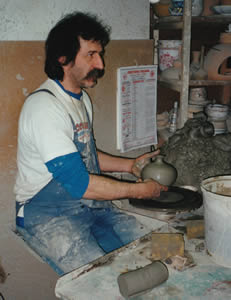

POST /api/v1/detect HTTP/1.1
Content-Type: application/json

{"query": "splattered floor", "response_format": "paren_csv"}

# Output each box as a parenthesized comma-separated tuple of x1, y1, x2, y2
(0, 158, 59, 300)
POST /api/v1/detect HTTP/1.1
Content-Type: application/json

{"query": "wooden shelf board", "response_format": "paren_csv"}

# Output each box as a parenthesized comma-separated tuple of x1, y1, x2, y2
(158, 78, 231, 91)
(189, 80, 231, 86)
(153, 15, 231, 30)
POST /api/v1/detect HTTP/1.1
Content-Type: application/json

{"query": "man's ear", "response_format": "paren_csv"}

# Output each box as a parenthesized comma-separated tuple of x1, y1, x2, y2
(58, 56, 67, 65)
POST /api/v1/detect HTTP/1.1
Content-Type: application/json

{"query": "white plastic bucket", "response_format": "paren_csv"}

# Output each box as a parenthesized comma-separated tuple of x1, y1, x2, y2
(201, 175, 231, 267)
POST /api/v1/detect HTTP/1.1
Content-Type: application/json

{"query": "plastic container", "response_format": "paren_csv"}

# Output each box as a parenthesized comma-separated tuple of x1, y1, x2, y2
(201, 175, 231, 268)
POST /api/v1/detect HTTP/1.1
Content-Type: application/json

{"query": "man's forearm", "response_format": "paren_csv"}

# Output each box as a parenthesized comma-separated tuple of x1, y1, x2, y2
(97, 151, 134, 173)
(83, 174, 145, 201)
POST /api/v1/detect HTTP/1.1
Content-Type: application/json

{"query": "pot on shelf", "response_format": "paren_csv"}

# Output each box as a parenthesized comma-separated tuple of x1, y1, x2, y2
(153, 0, 171, 17)
(141, 155, 177, 186)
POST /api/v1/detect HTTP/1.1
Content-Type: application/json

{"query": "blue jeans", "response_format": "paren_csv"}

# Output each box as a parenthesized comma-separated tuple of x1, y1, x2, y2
(16, 179, 150, 275)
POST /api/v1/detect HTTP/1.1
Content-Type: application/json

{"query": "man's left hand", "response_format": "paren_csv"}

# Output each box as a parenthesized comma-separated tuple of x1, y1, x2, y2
(131, 149, 160, 178)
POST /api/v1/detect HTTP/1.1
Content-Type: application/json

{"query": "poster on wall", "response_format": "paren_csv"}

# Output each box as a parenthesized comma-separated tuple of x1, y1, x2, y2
(117, 65, 158, 153)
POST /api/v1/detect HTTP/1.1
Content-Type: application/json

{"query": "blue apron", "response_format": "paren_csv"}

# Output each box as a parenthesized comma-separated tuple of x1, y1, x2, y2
(16, 91, 150, 275)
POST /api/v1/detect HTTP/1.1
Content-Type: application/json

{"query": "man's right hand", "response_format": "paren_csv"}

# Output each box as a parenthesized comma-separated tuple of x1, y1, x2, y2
(135, 179, 168, 199)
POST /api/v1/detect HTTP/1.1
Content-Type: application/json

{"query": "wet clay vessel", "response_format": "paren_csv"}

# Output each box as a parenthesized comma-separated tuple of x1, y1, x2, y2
(141, 155, 177, 186)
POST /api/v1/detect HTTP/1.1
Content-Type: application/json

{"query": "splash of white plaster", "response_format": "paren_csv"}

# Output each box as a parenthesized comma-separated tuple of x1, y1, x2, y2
(16, 73, 24, 81)
(22, 88, 29, 97)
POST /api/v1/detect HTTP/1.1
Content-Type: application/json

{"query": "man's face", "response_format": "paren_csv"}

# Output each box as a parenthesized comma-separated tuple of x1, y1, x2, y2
(66, 37, 105, 92)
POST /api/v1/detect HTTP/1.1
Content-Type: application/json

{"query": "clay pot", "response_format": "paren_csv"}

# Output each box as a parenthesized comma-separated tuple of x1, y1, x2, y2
(189, 87, 207, 102)
(204, 36, 231, 80)
(202, 0, 220, 16)
(153, 0, 171, 17)
(158, 40, 182, 71)
(160, 62, 181, 80)
(205, 104, 229, 121)
(141, 155, 177, 186)
(205, 104, 229, 135)
(160, 48, 182, 80)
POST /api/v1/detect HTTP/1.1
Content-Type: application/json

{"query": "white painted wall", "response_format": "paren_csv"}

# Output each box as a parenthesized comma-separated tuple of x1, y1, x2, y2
(0, 0, 150, 40)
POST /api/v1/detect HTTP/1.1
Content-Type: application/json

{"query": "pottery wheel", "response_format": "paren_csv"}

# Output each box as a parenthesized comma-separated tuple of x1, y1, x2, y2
(129, 186, 202, 212)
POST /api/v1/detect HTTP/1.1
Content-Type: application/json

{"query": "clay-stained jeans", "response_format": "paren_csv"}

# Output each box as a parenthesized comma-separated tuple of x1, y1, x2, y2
(16, 178, 150, 275)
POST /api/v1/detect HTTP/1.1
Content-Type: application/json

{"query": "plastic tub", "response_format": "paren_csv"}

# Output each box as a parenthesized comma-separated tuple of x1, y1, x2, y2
(201, 175, 231, 268)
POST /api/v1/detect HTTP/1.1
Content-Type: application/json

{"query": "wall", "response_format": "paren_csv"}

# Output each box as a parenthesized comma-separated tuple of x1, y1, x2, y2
(0, 0, 151, 185)
(0, 0, 150, 40)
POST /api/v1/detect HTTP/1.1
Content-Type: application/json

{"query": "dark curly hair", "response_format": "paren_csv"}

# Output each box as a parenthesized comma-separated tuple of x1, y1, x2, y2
(44, 11, 111, 80)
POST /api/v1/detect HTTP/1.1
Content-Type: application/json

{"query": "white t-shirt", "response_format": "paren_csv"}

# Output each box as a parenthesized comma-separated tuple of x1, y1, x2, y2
(14, 79, 93, 204)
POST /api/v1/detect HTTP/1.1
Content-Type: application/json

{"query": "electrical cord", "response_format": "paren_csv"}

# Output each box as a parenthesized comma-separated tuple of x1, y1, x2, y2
(0, 292, 5, 300)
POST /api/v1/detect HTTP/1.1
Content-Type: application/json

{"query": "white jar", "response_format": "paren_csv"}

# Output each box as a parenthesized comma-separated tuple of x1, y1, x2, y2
(158, 40, 182, 71)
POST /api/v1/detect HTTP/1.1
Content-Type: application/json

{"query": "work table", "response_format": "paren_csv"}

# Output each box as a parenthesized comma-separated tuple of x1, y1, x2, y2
(55, 207, 231, 299)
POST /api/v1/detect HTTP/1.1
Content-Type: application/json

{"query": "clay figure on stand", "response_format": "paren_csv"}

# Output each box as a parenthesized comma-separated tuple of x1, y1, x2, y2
(190, 51, 200, 78)
(191, 46, 208, 80)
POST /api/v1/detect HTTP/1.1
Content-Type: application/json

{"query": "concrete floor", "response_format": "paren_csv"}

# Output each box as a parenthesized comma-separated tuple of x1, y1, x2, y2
(0, 169, 59, 300)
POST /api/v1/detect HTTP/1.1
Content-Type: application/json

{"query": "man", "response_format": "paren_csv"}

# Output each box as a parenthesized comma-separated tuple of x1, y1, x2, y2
(14, 11, 167, 275)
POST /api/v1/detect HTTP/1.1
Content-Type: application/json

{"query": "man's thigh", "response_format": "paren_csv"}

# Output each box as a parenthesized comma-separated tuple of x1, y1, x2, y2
(21, 214, 105, 274)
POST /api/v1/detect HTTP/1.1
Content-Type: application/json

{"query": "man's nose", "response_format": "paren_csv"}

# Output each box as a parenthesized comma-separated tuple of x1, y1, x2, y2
(94, 54, 104, 70)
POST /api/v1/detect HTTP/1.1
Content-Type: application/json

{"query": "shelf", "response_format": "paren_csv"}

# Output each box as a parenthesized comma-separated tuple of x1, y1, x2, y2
(189, 80, 231, 86)
(158, 78, 182, 92)
(153, 15, 231, 30)
(152, 0, 231, 128)
(158, 78, 231, 92)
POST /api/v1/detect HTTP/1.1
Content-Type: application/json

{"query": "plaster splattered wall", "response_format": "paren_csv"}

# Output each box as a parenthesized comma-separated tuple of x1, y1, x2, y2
(0, 1, 152, 221)
(0, 42, 46, 172)
(0, 0, 150, 173)
(0, 0, 150, 40)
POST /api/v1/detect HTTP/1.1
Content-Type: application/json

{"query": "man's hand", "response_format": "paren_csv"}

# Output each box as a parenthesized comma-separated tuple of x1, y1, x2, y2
(136, 179, 168, 199)
(131, 150, 160, 178)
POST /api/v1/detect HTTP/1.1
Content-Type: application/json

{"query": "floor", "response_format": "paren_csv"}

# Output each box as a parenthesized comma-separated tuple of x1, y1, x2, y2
(0, 163, 59, 300)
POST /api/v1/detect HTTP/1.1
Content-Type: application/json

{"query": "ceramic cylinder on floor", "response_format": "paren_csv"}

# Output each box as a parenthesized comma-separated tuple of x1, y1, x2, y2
(117, 261, 169, 298)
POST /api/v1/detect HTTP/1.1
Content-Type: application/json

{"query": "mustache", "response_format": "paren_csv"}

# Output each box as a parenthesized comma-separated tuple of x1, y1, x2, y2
(84, 68, 105, 80)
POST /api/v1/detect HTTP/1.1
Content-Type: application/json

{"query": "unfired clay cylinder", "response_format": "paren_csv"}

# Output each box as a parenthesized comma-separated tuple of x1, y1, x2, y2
(117, 261, 169, 298)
